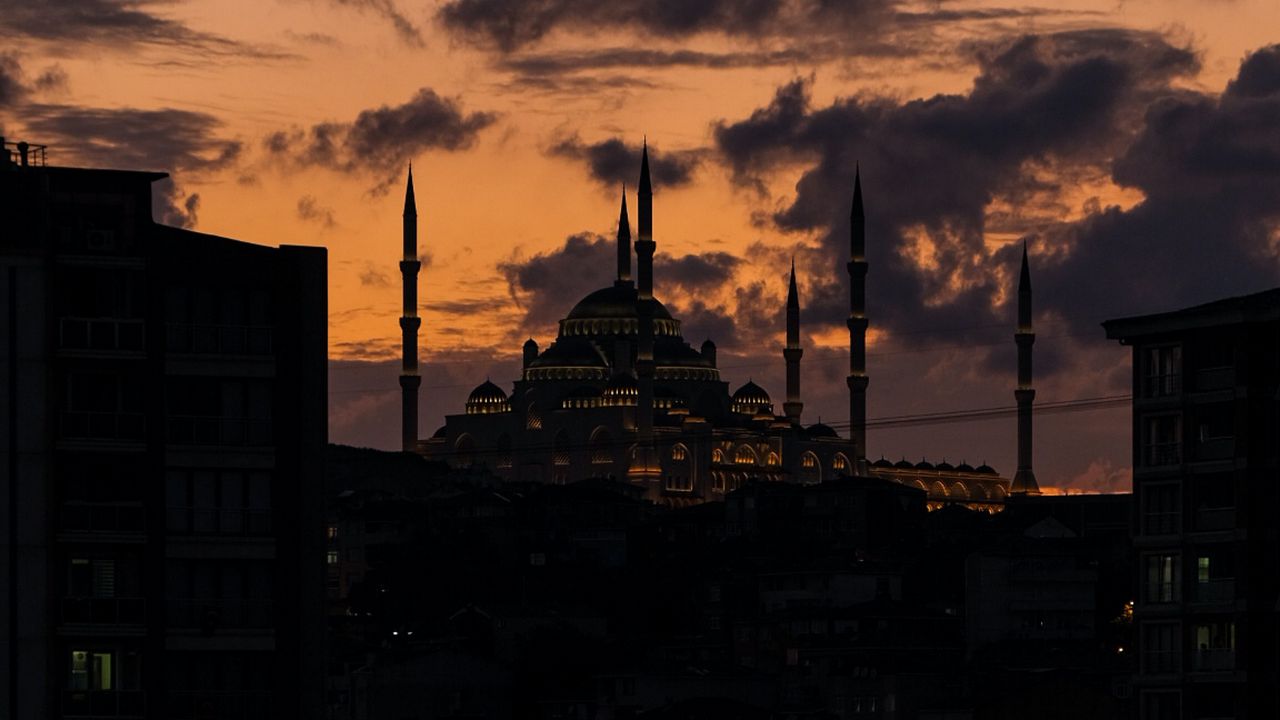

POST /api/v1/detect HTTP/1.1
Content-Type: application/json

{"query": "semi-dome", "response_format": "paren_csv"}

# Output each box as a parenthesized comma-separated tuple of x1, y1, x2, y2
(602, 372, 639, 406)
(466, 380, 510, 415)
(731, 380, 772, 415)
(527, 336, 609, 370)
(806, 422, 839, 439)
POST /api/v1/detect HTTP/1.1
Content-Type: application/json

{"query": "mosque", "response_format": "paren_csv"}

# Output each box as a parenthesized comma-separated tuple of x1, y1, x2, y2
(400, 147, 1038, 509)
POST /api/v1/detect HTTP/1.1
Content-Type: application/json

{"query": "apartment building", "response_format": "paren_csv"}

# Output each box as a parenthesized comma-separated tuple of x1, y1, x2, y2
(1105, 289, 1280, 720)
(0, 140, 326, 719)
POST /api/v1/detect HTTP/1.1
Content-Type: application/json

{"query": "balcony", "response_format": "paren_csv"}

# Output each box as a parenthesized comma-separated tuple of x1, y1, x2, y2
(1192, 579, 1236, 604)
(1143, 374, 1181, 398)
(1142, 650, 1180, 674)
(61, 689, 145, 718)
(1194, 367, 1234, 392)
(1144, 442, 1181, 468)
(61, 503, 145, 534)
(166, 323, 272, 356)
(169, 598, 273, 629)
(166, 416, 271, 447)
(1193, 507, 1235, 532)
(165, 692, 271, 720)
(60, 318, 145, 353)
(1194, 437, 1235, 462)
(165, 506, 271, 535)
(1190, 648, 1235, 672)
(61, 597, 146, 625)
(61, 412, 145, 442)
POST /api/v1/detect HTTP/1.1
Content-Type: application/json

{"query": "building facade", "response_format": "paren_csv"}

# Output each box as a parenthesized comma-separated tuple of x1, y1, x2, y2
(0, 140, 326, 719)
(1105, 289, 1280, 720)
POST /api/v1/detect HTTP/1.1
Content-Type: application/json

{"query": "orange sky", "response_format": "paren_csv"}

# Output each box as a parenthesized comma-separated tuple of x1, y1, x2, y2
(4, 0, 1278, 487)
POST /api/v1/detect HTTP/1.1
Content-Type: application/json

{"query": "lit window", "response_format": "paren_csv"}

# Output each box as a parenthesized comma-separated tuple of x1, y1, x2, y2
(833, 454, 848, 471)
(326, 526, 338, 541)
(802, 453, 817, 469)
(672, 445, 687, 461)
(712, 449, 725, 464)
(326, 550, 338, 565)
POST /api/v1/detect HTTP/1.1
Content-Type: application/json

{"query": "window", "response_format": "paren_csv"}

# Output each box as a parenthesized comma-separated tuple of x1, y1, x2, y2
(1143, 414, 1181, 467)
(1193, 403, 1234, 460)
(1191, 621, 1235, 671)
(326, 526, 338, 541)
(801, 453, 817, 469)
(327, 550, 338, 565)
(734, 446, 757, 465)
(166, 469, 271, 535)
(61, 372, 145, 440)
(1143, 345, 1181, 397)
(1192, 549, 1234, 603)
(712, 448, 725, 464)
(833, 454, 849, 471)
(1141, 483, 1180, 535)
(1145, 554, 1178, 604)
(166, 378, 273, 445)
(1141, 622, 1180, 674)
(666, 474, 693, 492)
(671, 444, 687, 461)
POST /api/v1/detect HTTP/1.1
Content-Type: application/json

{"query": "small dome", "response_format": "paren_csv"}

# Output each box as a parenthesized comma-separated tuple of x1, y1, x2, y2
(915, 459, 935, 471)
(956, 461, 975, 473)
(935, 460, 955, 472)
(466, 380, 510, 415)
(431, 425, 447, 439)
(872, 456, 895, 469)
(975, 463, 998, 475)
(806, 423, 839, 439)
(731, 380, 772, 415)
(894, 458, 915, 470)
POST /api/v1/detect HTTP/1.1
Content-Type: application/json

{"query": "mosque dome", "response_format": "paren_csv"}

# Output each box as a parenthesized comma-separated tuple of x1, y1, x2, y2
(935, 460, 955, 472)
(975, 463, 998, 475)
(915, 459, 935, 471)
(894, 458, 915, 470)
(872, 457, 895, 469)
(466, 380, 510, 415)
(956, 462, 975, 473)
(806, 422, 840, 439)
(731, 380, 772, 415)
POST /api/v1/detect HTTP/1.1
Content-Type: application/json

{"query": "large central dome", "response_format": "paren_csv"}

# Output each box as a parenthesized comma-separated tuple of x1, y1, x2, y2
(559, 283, 681, 339)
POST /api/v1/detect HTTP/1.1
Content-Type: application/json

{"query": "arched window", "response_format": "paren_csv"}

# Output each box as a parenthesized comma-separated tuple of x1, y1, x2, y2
(454, 434, 475, 468)
(833, 453, 850, 472)
(671, 443, 688, 461)
(553, 429, 570, 467)
(765, 452, 780, 467)
(712, 448, 725, 464)
(496, 434, 512, 469)
(590, 427, 613, 465)
(734, 446, 758, 465)
(711, 471, 725, 492)
(950, 482, 968, 500)
(801, 452, 818, 469)
(800, 451, 822, 485)
(526, 401, 542, 430)
(931, 481, 948, 499)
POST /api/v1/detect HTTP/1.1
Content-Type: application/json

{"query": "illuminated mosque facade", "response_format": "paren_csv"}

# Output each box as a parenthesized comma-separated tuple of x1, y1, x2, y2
(401, 147, 1038, 509)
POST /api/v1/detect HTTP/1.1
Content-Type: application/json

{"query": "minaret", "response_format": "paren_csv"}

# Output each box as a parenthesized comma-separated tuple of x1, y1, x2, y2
(783, 259, 804, 422)
(629, 141, 661, 484)
(1011, 242, 1041, 495)
(616, 186, 632, 285)
(847, 168, 869, 461)
(636, 140, 655, 301)
(399, 165, 422, 452)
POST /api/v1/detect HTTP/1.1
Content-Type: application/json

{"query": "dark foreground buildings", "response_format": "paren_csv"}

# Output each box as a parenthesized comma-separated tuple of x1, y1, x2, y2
(0, 140, 326, 719)
(1107, 289, 1280, 720)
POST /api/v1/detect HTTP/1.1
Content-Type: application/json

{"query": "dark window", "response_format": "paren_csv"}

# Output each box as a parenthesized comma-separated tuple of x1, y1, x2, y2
(1141, 482, 1180, 536)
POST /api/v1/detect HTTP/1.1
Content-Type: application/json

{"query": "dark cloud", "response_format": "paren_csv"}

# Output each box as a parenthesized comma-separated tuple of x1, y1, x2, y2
(0, 54, 22, 107)
(264, 88, 497, 193)
(359, 264, 391, 288)
(324, 0, 422, 46)
(499, 232, 613, 330)
(297, 194, 337, 228)
(712, 29, 1205, 360)
(502, 46, 819, 76)
(548, 135, 703, 190)
(437, 0, 897, 53)
(0, 0, 292, 59)
(19, 104, 241, 229)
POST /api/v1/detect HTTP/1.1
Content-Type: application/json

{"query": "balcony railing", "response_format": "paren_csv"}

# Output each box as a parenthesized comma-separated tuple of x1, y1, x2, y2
(1144, 442, 1181, 467)
(61, 503, 145, 533)
(1191, 648, 1235, 671)
(165, 506, 271, 535)
(166, 416, 271, 446)
(1143, 374, 1181, 398)
(1194, 437, 1235, 461)
(165, 692, 271, 720)
(62, 689, 145, 718)
(1193, 579, 1235, 604)
(1194, 367, 1234, 392)
(168, 598, 273, 629)
(166, 323, 272, 356)
(1142, 650, 1180, 674)
(1143, 511, 1180, 536)
(1194, 507, 1235, 532)
(61, 411, 145, 441)
(60, 317, 145, 353)
(62, 596, 146, 625)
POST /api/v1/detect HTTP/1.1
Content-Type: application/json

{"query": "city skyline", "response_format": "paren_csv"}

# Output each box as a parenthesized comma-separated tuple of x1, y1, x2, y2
(2, 1, 1279, 491)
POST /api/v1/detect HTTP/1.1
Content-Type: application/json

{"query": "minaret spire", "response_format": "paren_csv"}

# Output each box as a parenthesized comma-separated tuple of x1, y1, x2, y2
(616, 185, 632, 285)
(629, 139, 662, 489)
(399, 164, 422, 452)
(1012, 241, 1041, 495)
(636, 138, 655, 301)
(783, 258, 804, 422)
(847, 166, 869, 463)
